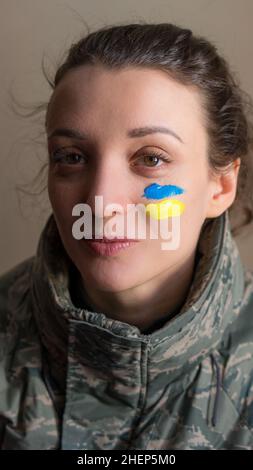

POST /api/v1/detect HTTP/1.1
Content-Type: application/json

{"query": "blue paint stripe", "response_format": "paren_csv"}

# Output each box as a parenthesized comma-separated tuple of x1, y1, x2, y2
(142, 183, 185, 200)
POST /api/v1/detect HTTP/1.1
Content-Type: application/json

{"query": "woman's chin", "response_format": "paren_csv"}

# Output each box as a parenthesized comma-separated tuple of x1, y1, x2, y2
(68, 238, 154, 293)
(84, 270, 137, 292)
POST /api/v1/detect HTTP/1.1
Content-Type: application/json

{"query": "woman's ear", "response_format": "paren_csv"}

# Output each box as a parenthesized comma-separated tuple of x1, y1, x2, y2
(206, 158, 241, 218)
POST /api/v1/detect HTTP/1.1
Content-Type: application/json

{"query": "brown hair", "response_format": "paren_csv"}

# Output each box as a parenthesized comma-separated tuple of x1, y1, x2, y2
(14, 21, 253, 236)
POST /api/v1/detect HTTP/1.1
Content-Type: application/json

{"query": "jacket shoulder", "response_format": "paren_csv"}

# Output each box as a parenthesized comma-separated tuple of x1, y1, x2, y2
(221, 267, 253, 435)
(0, 257, 34, 340)
(232, 267, 253, 343)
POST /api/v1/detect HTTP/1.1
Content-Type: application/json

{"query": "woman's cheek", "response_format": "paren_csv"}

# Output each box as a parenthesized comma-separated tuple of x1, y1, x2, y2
(48, 180, 74, 223)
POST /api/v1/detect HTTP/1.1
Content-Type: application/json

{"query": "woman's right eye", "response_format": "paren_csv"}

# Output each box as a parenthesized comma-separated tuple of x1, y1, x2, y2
(50, 151, 87, 165)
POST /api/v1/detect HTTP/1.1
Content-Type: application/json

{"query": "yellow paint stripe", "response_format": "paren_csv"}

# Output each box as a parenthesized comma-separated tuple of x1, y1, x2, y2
(145, 199, 185, 220)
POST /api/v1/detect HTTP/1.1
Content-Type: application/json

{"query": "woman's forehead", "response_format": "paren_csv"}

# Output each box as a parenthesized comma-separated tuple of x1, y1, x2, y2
(46, 65, 205, 143)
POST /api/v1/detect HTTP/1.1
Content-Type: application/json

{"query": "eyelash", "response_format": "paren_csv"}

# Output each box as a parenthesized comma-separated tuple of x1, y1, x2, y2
(49, 149, 171, 168)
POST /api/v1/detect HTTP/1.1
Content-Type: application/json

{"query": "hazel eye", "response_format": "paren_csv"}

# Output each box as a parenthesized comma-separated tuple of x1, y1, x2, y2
(136, 151, 171, 168)
(143, 155, 161, 167)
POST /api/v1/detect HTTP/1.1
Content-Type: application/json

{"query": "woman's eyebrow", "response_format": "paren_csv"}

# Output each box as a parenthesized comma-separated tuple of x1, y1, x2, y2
(127, 126, 184, 143)
(48, 125, 184, 143)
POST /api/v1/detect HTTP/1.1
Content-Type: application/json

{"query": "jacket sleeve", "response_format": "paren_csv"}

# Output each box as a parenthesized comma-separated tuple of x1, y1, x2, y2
(0, 257, 35, 449)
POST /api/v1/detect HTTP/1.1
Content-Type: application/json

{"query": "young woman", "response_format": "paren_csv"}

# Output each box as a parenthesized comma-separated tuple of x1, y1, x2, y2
(1, 22, 253, 450)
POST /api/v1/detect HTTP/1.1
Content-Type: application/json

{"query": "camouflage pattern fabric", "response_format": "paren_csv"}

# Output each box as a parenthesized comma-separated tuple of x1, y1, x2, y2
(0, 210, 253, 449)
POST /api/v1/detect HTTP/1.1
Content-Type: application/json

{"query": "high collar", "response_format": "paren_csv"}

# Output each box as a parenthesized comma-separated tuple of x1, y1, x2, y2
(30, 211, 245, 387)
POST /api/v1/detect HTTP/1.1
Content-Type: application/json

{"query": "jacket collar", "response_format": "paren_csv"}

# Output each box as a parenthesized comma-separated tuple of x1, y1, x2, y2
(30, 211, 245, 385)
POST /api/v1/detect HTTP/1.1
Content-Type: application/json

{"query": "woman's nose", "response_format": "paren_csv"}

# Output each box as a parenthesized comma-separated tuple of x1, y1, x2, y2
(84, 164, 130, 217)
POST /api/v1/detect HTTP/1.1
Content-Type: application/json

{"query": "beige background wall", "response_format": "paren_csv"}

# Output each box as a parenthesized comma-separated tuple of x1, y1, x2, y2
(1, 0, 253, 275)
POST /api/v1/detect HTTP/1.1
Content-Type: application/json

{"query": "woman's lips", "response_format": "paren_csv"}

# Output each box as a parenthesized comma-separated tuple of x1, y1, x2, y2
(83, 238, 140, 256)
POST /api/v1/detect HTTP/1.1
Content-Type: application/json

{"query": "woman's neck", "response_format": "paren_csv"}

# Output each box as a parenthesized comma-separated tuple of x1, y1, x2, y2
(73, 250, 198, 333)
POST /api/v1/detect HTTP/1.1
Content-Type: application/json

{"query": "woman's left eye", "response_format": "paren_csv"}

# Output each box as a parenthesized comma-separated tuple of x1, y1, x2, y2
(135, 152, 171, 168)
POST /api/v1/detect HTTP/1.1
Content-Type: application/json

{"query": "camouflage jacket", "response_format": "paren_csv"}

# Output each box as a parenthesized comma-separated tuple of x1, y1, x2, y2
(0, 211, 253, 450)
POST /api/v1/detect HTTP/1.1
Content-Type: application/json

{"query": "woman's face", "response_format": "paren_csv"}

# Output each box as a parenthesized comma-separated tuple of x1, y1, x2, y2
(46, 65, 226, 292)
